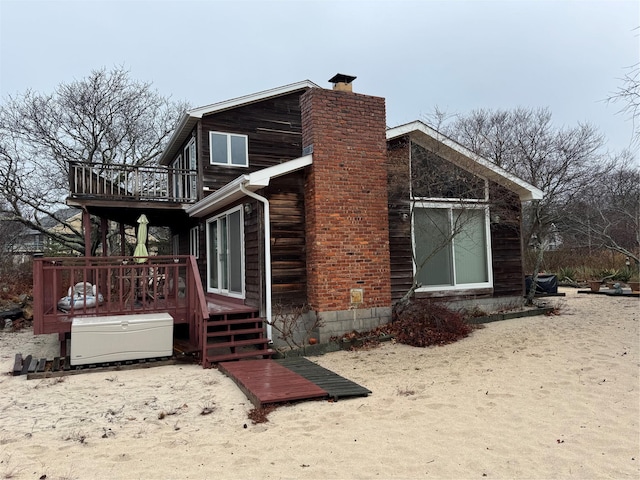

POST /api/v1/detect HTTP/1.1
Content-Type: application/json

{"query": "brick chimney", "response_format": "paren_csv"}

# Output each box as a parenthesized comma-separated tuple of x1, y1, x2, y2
(300, 76, 391, 340)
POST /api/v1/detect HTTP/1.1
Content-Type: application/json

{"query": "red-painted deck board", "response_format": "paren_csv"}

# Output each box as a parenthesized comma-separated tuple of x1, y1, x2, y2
(218, 359, 328, 407)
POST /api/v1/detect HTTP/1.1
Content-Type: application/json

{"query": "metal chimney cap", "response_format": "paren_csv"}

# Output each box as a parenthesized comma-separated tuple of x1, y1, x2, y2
(328, 73, 357, 85)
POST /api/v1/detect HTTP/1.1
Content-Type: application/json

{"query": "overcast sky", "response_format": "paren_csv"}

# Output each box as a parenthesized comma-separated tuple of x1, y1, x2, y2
(1, 0, 638, 155)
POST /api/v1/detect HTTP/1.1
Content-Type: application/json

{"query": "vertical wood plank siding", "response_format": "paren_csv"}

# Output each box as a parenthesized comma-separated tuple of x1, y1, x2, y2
(244, 200, 262, 308)
(488, 182, 525, 297)
(199, 92, 305, 189)
(387, 137, 526, 301)
(387, 137, 413, 301)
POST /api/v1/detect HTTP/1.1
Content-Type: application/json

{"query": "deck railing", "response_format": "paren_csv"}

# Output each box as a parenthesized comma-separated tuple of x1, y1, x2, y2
(33, 255, 208, 345)
(68, 161, 198, 203)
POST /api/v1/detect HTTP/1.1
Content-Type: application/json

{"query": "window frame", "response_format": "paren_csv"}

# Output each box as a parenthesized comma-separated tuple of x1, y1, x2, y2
(412, 201, 493, 292)
(209, 131, 249, 167)
(189, 226, 199, 259)
(205, 206, 245, 298)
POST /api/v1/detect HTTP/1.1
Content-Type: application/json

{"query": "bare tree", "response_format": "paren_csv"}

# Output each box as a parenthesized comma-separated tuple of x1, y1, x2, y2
(607, 62, 640, 147)
(440, 107, 607, 301)
(561, 152, 640, 264)
(0, 66, 187, 255)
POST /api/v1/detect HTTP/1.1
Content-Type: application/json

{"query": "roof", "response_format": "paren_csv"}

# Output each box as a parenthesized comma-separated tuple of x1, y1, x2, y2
(186, 155, 313, 218)
(386, 121, 544, 201)
(159, 80, 320, 166)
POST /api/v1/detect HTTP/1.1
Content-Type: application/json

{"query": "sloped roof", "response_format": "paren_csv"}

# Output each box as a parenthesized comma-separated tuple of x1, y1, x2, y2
(386, 121, 544, 201)
(159, 80, 320, 166)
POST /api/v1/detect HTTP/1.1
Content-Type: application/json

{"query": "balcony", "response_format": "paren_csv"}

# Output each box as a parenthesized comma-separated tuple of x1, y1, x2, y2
(68, 161, 198, 204)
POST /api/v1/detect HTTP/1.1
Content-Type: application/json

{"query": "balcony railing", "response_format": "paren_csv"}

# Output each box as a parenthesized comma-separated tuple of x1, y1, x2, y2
(69, 161, 198, 203)
(33, 255, 208, 355)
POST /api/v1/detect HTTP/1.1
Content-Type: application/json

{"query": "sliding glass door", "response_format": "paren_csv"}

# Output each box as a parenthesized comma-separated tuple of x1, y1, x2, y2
(207, 207, 244, 297)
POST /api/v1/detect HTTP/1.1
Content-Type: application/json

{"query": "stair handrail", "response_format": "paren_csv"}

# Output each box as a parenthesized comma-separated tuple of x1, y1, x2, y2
(186, 255, 208, 365)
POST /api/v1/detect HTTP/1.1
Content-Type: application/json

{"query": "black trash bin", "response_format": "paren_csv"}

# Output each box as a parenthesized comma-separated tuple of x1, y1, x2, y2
(525, 274, 558, 294)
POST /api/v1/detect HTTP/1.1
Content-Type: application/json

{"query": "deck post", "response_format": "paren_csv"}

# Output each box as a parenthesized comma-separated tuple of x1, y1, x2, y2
(120, 223, 126, 256)
(82, 209, 92, 256)
(101, 217, 108, 256)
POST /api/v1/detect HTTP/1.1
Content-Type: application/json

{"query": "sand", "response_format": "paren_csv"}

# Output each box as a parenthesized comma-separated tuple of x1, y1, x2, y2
(0, 288, 638, 480)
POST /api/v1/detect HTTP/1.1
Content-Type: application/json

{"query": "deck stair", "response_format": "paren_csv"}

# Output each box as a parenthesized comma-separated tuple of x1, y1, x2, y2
(202, 298, 274, 367)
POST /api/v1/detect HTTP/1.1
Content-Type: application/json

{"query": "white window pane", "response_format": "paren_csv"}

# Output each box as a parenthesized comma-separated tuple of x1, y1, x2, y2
(210, 133, 228, 164)
(230, 135, 247, 166)
(414, 209, 453, 286)
(208, 222, 218, 289)
(454, 210, 488, 284)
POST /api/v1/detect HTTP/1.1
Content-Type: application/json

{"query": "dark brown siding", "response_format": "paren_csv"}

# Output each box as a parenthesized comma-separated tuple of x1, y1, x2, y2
(387, 136, 413, 302)
(265, 173, 307, 305)
(489, 182, 525, 297)
(244, 199, 262, 309)
(200, 92, 305, 193)
(387, 139, 526, 301)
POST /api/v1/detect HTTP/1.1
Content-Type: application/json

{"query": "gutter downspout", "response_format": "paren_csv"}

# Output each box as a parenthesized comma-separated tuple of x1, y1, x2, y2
(239, 183, 273, 342)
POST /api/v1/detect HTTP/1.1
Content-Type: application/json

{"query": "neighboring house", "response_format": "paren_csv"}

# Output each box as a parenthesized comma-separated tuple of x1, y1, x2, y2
(0, 217, 43, 262)
(34, 75, 542, 366)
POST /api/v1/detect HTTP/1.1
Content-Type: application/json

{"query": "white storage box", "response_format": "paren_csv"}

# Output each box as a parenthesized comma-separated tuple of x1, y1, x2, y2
(70, 313, 173, 366)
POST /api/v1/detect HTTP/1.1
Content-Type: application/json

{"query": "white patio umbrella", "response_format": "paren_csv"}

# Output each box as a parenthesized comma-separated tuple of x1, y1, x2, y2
(133, 214, 149, 263)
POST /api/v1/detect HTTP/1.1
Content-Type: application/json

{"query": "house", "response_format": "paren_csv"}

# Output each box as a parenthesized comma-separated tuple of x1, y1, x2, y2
(32, 75, 542, 367)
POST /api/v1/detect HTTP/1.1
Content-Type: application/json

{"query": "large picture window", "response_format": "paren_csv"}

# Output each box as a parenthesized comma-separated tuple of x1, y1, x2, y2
(413, 205, 491, 289)
(209, 132, 248, 167)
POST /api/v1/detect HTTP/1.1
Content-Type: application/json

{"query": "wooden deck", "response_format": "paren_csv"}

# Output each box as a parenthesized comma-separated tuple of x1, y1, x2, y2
(218, 357, 371, 407)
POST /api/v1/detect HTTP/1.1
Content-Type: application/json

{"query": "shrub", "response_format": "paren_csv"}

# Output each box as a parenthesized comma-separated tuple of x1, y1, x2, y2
(391, 300, 473, 347)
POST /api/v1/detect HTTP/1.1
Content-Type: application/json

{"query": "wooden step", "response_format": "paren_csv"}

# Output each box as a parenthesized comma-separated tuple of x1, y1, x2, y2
(206, 337, 270, 350)
(207, 348, 275, 364)
(207, 327, 265, 338)
(206, 317, 264, 326)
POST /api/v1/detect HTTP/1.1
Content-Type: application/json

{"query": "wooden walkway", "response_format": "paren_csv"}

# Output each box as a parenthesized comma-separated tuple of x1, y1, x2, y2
(275, 357, 372, 401)
(218, 357, 371, 408)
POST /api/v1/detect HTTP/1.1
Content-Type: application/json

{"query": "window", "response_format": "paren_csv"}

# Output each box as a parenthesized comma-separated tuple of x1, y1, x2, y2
(413, 205, 492, 290)
(171, 154, 182, 199)
(206, 207, 244, 297)
(171, 138, 197, 200)
(209, 131, 248, 167)
(190, 226, 199, 259)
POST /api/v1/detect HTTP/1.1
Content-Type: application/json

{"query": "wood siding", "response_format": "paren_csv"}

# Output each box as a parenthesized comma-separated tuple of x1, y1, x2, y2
(387, 137, 413, 301)
(266, 173, 307, 305)
(200, 92, 305, 194)
(387, 137, 526, 301)
(489, 182, 525, 297)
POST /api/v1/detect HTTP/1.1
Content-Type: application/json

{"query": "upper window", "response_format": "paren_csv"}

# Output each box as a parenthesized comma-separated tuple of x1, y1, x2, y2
(209, 132, 248, 167)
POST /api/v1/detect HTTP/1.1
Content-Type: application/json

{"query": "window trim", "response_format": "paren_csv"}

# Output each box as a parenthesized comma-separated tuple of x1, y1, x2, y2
(209, 131, 249, 167)
(205, 206, 245, 298)
(412, 200, 493, 292)
(189, 226, 199, 259)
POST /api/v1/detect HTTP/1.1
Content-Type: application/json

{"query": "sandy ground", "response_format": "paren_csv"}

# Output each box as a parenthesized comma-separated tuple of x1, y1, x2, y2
(0, 288, 638, 480)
